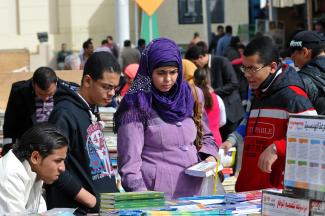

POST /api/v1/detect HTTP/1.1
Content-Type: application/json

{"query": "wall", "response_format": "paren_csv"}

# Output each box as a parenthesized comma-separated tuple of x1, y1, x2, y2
(0, 0, 248, 70)
(157, 0, 249, 44)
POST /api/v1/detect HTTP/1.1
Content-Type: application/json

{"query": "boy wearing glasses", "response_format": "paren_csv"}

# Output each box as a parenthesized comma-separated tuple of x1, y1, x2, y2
(46, 52, 120, 214)
(235, 36, 317, 192)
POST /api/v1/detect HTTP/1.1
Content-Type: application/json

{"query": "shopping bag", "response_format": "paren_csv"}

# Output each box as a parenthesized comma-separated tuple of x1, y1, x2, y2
(199, 175, 226, 196)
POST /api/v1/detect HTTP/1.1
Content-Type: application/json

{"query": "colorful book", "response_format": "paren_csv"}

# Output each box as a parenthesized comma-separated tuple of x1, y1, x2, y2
(101, 198, 165, 209)
(100, 191, 164, 201)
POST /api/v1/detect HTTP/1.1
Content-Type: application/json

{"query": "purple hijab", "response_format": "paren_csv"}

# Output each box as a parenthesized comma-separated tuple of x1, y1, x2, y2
(114, 38, 194, 131)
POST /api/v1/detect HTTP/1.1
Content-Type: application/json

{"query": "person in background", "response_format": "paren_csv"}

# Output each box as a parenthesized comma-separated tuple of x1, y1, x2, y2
(0, 123, 68, 214)
(217, 25, 233, 56)
(107, 35, 119, 59)
(94, 39, 113, 54)
(120, 63, 139, 97)
(209, 25, 224, 55)
(224, 36, 241, 61)
(119, 40, 141, 70)
(3, 67, 78, 156)
(80, 38, 94, 69)
(314, 20, 325, 37)
(289, 30, 325, 115)
(64, 54, 81, 70)
(185, 45, 244, 140)
(182, 59, 197, 85)
(115, 38, 218, 200)
(194, 68, 226, 147)
(57, 43, 72, 70)
(137, 38, 146, 54)
(189, 32, 202, 48)
(235, 36, 316, 192)
(46, 52, 120, 214)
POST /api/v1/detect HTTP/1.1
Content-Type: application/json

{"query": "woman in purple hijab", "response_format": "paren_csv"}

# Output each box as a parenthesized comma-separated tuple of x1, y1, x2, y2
(114, 38, 218, 199)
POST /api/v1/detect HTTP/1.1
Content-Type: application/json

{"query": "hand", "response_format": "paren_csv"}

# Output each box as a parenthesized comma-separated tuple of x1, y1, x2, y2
(220, 141, 232, 155)
(75, 188, 97, 208)
(205, 156, 217, 163)
(258, 144, 278, 173)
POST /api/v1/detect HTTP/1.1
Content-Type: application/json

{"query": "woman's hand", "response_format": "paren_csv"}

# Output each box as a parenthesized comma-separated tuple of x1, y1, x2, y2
(204, 156, 217, 163)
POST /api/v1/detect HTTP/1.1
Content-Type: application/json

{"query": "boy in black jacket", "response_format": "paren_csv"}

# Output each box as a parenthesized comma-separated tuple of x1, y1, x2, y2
(46, 52, 120, 213)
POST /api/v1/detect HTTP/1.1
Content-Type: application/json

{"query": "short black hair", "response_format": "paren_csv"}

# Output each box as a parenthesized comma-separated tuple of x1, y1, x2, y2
(225, 25, 232, 34)
(194, 32, 200, 37)
(217, 25, 224, 31)
(185, 45, 207, 60)
(12, 123, 68, 162)
(196, 41, 208, 52)
(101, 39, 108, 45)
(230, 36, 240, 48)
(138, 38, 146, 47)
(32, 67, 57, 90)
(244, 36, 280, 65)
(83, 38, 93, 49)
(107, 35, 113, 40)
(83, 51, 121, 82)
(124, 40, 131, 47)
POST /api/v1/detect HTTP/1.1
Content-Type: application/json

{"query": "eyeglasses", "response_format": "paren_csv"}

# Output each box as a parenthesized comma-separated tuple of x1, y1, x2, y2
(240, 65, 268, 74)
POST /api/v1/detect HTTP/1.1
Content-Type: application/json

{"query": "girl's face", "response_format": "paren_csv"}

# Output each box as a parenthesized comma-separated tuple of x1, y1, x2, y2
(152, 66, 178, 92)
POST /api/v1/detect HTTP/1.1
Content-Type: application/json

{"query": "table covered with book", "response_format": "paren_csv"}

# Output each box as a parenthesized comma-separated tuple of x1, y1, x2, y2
(98, 190, 262, 215)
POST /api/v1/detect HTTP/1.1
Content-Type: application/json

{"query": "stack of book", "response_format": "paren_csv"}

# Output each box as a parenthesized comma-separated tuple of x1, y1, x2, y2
(98, 107, 117, 168)
(99, 107, 115, 133)
(222, 176, 237, 193)
(100, 191, 165, 212)
(225, 190, 262, 203)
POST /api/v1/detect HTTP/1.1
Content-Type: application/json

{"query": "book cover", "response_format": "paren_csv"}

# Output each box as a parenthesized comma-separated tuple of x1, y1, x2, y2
(185, 161, 221, 178)
(100, 191, 164, 201)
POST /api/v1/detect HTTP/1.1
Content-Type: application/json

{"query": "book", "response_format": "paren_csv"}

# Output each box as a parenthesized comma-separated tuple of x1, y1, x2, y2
(100, 191, 164, 201)
(185, 161, 222, 178)
(100, 198, 165, 209)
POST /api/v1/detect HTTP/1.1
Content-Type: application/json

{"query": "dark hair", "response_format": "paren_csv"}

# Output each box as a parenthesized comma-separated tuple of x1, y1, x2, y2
(196, 41, 208, 53)
(32, 67, 58, 90)
(194, 32, 200, 37)
(101, 39, 108, 45)
(225, 25, 232, 34)
(311, 44, 325, 58)
(138, 38, 146, 47)
(217, 25, 224, 31)
(107, 35, 113, 40)
(193, 68, 213, 109)
(12, 123, 68, 162)
(244, 36, 280, 65)
(185, 45, 207, 60)
(124, 40, 131, 47)
(83, 51, 121, 82)
(83, 38, 93, 49)
(230, 36, 240, 48)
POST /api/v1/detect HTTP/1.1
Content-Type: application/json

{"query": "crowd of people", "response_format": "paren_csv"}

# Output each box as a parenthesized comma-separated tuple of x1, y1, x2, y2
(1, 22, 325, 214)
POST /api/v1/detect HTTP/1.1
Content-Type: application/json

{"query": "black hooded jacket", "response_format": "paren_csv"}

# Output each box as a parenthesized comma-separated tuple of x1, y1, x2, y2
(45, 85, 118, 213)
(3, 79, 78, 148)
(299, 55, 325, 115)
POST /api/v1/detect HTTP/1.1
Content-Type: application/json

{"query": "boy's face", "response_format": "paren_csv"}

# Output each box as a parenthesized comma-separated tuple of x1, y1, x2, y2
(31, 146, 67, 184)
(86, 71, 120, 106)
(242, 54, 276, 90)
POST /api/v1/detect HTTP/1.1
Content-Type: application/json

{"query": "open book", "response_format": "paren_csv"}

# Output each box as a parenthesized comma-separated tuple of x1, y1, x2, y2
(185, 161, 223, 177)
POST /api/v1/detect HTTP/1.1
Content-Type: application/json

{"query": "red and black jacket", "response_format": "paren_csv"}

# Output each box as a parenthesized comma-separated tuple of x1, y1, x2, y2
(236, 65, 317, 192)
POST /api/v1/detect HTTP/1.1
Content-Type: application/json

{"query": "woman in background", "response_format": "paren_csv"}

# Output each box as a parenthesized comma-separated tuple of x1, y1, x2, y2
(194, 68, 226, 147)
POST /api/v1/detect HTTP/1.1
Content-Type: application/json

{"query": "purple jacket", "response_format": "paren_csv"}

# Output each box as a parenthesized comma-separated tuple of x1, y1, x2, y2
(117, 92, 218, 199)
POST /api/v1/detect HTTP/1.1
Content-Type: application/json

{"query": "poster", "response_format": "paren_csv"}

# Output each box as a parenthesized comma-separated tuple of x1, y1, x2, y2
(284, 115, 325, 200)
